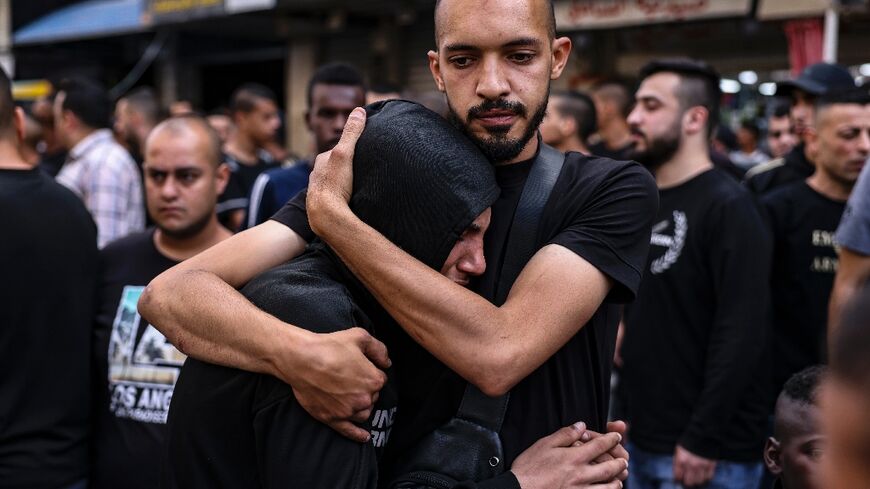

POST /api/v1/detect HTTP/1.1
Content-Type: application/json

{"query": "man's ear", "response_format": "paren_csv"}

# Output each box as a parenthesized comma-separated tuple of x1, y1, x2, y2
(683, 106, 709, 136)
(13, 106, 25, 144)
(561, 115, 577, 139)
(804, 126, 820, 161)
(550, 37, 572, 80)
(214, 162, 230, 195)
(428, 50, 445, 92)
(764, 436, 784, 476)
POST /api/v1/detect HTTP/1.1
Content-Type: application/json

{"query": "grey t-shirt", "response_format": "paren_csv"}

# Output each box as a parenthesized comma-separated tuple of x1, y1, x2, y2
(836, 162, 870, 255)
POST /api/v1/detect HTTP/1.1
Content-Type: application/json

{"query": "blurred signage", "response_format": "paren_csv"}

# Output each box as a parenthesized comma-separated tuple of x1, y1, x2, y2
(757, 0, 829, 20)
(554, 0, 752, 30)
(147, 0, 275, 24)
(12, 80, 52, 101)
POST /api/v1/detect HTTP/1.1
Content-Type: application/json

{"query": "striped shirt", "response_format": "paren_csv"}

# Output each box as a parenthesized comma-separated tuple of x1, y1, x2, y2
(57, 129, 144, 248)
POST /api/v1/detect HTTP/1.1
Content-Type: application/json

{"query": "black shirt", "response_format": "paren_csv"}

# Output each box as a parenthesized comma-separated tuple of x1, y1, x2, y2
(91, 229, 184, 489)
(0, 167, 98, 489)
(216, 150, 280, 218)
(745, 144, 814, 196)
(272, 149, 658, 469)
(163, 251, 398, 489)
(761, 181, 844, 400)
(622, 168, 771, 462)
(589, 140, 635, 161)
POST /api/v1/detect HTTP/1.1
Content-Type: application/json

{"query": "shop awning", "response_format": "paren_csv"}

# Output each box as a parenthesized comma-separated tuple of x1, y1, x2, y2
(14, 0, 147, 46)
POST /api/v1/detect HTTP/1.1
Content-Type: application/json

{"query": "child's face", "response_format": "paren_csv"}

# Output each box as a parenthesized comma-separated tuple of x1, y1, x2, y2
(765, 398, 826, 489)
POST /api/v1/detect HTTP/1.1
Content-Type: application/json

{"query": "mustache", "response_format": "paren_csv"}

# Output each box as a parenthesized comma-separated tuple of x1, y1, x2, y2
(630, 126, 645, 138)
(467, 99, 527, 121)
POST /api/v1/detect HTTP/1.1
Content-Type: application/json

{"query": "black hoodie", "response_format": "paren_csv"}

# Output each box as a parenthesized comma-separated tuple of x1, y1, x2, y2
(161, 101, 498, 489)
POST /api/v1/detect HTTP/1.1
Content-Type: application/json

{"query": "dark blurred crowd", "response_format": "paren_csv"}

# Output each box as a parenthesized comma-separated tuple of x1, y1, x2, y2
(2, 16, 870, 489)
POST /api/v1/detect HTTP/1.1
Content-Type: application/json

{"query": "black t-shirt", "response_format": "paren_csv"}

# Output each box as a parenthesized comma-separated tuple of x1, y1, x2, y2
(216, 150, 280, 218)
(162, 251, 398, 489)
(621, 168, 771, 462)
(589, 140, 635, 161)
(761, 181, 844, 400)
(0, 168, 98, 489)
(90, 229, 184, 489)
(272, 148, 658, 469)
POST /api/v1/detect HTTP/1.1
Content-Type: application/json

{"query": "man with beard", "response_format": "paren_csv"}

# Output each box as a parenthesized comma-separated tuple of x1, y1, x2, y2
(161, 100, 628, 489)
(619, 59, 771, 489)
(141, 0, 656, 485)
(90, 116, 232, 489)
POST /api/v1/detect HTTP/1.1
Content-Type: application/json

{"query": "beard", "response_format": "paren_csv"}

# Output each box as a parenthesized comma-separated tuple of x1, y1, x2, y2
(447, 92, 548, 164)
(629, 120, 682, 172)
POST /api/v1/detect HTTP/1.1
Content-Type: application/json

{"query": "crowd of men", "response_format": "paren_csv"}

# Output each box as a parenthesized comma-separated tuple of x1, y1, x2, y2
(3, 0, 870, 488)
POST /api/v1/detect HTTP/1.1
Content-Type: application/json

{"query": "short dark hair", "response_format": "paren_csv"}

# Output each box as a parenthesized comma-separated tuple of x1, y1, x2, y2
(551, 90, 597, 140)
(815, 86, 870, 112)
(771, 102, 791, 119)
(592, 79, 633, 118)
(123, 86, 160, 126)
(639, 58, 722, 138)
(434, 0, 556, 43)
(831, 285, 870, 389)
(740, 120, 760, 140)
(781, 365, 826, 406)
(306, 62, 366, 109)
(230, 83, 277, 115)
(57, 77, 112, 129)
(0, 64, 14, 136)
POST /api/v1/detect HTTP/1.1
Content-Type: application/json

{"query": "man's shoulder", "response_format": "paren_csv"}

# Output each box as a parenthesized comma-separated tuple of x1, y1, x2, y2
(101, 229, 155, 258)
(703, 168, 758, 206)
(262, 162, 310, 183)
(744, 157, 785, 181)
(761, 179, 807, 205)
(2, 169, 93, 224)
(560, 152, 654, 190)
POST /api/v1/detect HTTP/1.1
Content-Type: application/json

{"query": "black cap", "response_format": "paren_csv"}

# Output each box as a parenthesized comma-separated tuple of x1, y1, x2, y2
(777, 62, 855, 97)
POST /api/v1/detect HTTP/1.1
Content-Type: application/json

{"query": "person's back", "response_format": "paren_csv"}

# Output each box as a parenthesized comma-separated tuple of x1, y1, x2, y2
(0, 160, 97, 488)
(164, 251, 391, 488)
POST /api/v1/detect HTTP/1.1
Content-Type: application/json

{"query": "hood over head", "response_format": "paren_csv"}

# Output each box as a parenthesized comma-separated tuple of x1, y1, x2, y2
(348, 99, 499, 270)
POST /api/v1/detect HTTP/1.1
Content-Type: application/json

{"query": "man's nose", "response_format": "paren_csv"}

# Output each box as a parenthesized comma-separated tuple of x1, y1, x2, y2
(857, 130, 870, 155)
(160, 179, 179, 200)
(459, 248, 486, 277)
(476, 56, 510, 100)
(626, 106, 642, 127)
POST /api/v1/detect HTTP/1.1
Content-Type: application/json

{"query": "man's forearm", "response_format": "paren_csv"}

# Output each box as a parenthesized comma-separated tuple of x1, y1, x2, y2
(829, 247, 870, 339)
(315, 203, 609, 396)
(139, 267, 307, 377)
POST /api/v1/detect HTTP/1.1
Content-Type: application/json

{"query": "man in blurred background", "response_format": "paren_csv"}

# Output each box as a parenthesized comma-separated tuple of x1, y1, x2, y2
(54, 77, 144, 248)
